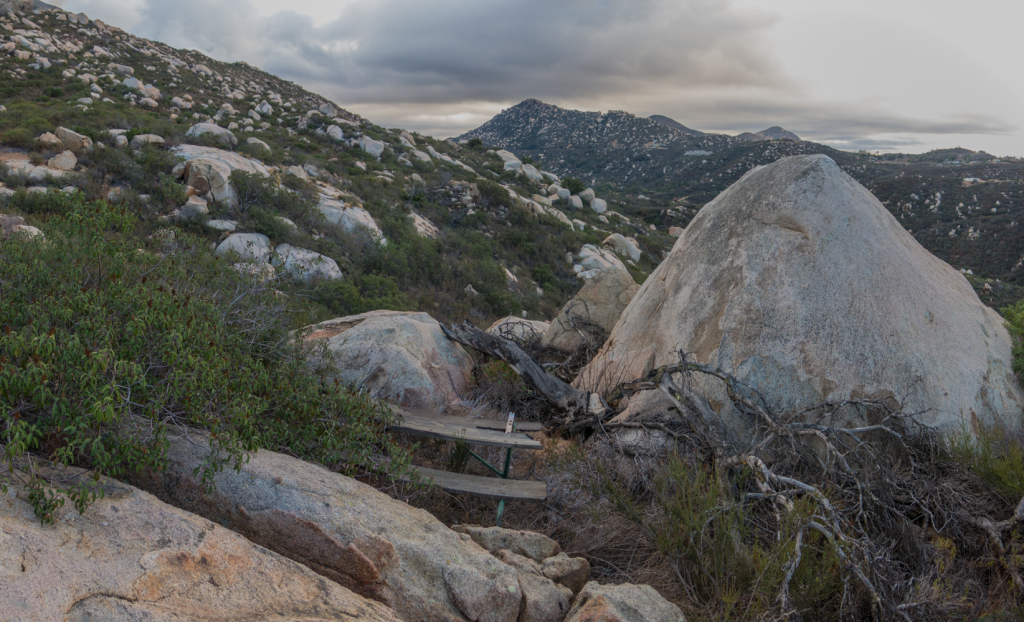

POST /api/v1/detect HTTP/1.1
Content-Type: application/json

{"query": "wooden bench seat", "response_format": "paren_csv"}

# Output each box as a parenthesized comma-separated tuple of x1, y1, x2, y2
(392, 407, 544, 432)
(407, 467, 547, 501)
(391, 413, 544, 450)
(389, 408, 549, 510)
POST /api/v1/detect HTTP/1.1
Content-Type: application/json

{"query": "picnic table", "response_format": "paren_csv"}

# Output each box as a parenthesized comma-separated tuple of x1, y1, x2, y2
(390, 408, 547, 524)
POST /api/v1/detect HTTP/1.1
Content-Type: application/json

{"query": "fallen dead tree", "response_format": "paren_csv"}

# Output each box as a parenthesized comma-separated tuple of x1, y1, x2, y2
(441, 320, 592, 413)
(441, 328, 1024, 620)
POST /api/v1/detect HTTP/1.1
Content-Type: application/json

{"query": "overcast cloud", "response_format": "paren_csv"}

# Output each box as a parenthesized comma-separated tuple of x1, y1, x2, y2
(54, 0, 1024, 155)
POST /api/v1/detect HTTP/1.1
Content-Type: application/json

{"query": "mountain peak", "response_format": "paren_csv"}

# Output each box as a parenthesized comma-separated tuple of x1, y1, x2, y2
(738, 126, 800, 142)
(648, 114, 704, 137)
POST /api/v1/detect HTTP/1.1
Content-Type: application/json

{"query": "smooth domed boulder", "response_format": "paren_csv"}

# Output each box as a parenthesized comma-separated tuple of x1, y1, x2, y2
(131, 426, 522, 622)
(301, 310, 474, 410)
(1, 464, 401, 622)
(579, 155, 1024, 436)
(215, 233, 272, 262)
(543, 268, 639, 352)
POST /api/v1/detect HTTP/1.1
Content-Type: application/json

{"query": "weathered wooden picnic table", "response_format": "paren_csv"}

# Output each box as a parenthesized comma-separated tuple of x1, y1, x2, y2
(389, 408, 547, 524)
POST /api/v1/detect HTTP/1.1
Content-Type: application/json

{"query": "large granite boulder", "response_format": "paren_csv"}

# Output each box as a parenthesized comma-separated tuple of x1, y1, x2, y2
(301, 310, 474, 410)
(185, 122, 238, 146)
(272, 243, 343, 281)
(131, 428, 523, 622)
(317, 193, 385, 243)
(565, 582, 685, 622)
(55, 126, 93, 152)
(215, 233, 273, 263)
(171, 144, 271, 207)
(1, 464, 400, 622)
(580, 155, 1024, 437)
(543, 268, 639, 352)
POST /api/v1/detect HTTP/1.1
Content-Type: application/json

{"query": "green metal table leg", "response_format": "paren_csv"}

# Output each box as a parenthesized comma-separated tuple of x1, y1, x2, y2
(495, 447, 513, 526)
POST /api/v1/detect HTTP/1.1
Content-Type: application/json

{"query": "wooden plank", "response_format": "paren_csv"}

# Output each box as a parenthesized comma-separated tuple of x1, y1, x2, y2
(409, 467, 548, 502)
(395, 407, 544, 432)
(392, 415, 543, 450)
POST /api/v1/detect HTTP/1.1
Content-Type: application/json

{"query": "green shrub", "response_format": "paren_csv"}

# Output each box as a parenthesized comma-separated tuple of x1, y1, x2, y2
(466, 137, 483, 149)
(1002, 300, 1024, 377)
(590, 451, 844, 618)
(477, 179, 512, 210)
(0, 196, 411, 523)
(948, 425, 1024, 500)
(2, 128, 32, 148)
(562, 177, 586, 194)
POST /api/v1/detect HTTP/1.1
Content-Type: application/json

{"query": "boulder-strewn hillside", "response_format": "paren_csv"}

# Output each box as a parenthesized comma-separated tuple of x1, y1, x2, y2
(0, 9, 682, 327)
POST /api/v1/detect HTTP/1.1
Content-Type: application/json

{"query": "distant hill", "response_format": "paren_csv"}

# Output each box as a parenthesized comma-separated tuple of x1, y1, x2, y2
(738, 126, 801, 142)
(648, 114, 704, 137)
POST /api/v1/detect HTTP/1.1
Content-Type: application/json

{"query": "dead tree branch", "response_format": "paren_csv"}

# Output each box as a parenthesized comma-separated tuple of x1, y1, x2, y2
(441, 321, 590, 414)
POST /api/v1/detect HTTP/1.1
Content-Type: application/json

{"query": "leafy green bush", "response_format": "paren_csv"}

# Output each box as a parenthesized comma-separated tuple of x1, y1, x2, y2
(466, 137, 483, 149)
(562, 177, 586, 194)
(477, 179, 512, 210)
(2, 128, 32, 148)
(948, 425, 1024, 500)
(0, 196, 410, 523)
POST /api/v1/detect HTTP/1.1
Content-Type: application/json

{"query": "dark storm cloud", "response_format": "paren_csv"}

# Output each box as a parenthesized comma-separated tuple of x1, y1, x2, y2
(84, 0, 789, 104)
(59, 0, 1018, 150)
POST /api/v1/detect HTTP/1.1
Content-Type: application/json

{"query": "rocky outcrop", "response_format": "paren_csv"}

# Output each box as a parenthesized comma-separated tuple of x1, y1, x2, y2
(543, 268, 639, 352)
(1, 464, 401, 622)
(453, 525, 561, 562)
(171, 144, 271, 207)
(603, 234, 641, 263)
(580, 155, 1024, 437)
(565, 582, 685, 622)
(301, 310, 474, 409)
(130, 429, 523, 622)
(573, 245, 628, 281)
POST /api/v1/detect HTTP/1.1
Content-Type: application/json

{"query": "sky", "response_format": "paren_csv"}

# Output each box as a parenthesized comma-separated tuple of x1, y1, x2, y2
(51, 0, 1024, 156)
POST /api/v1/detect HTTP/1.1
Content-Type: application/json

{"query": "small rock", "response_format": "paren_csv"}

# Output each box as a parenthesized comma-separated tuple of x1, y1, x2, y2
(47, 150, 77, 171)
(565, 582, 685, 622)
(542, 553, 591, 595)
(452, 525, 560, 563)
(246, 137, 271, 153)
(130, 134, 165, 150)
(35, 132, 63, 150)
(590, 198, 608, 215)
